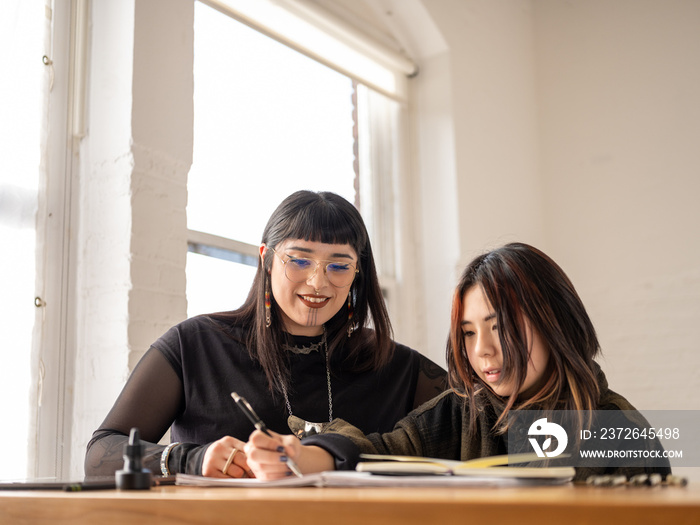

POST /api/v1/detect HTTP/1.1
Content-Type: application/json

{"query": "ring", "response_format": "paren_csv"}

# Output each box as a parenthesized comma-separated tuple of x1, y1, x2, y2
(222, 448, 238, 475)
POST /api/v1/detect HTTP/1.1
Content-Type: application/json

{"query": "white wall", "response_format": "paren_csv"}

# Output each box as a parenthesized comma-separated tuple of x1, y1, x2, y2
(410, 0, 546, 367)
(534, 0, 700, 412)
(410, 0, 700, 479)
(410, 0, 700, 410)
(71, 0, 136, 477)
(408, 51, 460, 366)
(425, 0, 546, 258)
(69, 0, 192, 479)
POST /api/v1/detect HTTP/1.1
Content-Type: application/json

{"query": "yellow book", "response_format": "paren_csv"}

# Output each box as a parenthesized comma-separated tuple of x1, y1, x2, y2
(356, 453, 575, 480)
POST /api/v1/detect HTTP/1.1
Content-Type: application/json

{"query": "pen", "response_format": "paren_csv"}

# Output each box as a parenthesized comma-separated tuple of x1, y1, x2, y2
(231, 392, 304, 477)
(62, 476, 174, 492)
(63, 482, 117, 492)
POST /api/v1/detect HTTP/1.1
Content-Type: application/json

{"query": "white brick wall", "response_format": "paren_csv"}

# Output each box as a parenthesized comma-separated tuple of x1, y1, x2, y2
(69, 0, 192, 479)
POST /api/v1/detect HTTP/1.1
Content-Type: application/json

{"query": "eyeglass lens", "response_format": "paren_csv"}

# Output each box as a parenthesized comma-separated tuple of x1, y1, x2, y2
(284, 258, 355, 287)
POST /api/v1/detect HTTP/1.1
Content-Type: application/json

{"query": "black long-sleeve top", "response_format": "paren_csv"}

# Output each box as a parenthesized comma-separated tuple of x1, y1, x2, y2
(85, 315, 447, 477)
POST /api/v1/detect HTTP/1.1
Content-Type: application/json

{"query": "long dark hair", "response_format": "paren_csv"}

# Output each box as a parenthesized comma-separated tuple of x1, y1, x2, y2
(213, 190, 393, 393)
(447, 242, 600, 428)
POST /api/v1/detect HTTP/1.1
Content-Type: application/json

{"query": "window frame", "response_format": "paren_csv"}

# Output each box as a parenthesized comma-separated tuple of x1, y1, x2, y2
(29, 0, 88, 480)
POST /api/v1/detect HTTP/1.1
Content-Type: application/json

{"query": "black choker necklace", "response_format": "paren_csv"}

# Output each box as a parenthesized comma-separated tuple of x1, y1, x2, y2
(280, 328, 333, 438)
(282, 338, 324, 355)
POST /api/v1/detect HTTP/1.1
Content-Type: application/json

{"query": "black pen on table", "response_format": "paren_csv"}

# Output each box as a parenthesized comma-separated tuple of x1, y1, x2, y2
(63, 481, 116, 492)
(230, 392, 303, 477)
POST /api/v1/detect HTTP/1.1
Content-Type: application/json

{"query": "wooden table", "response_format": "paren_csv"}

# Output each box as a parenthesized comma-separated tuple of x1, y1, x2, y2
(2, 483, 700, 525)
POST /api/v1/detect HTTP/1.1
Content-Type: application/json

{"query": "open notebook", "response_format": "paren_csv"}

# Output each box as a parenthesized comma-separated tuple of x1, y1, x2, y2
(176, 453, 574, 488)
(355, 452, 574, 479)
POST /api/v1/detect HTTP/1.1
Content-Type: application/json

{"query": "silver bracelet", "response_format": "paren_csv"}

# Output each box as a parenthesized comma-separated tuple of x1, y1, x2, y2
(160, 442, 181, 476)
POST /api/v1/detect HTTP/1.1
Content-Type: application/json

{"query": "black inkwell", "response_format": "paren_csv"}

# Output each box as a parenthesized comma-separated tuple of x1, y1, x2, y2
(116, 427, 153, 490)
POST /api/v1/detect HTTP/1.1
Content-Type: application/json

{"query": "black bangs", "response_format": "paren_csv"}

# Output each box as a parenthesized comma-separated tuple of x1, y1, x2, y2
(287, 200, 360, 247)
(264, 191, 367, 258)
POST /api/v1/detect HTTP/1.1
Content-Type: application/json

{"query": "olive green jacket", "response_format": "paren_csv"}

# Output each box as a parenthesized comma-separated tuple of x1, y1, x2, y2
(307, 364, 670, 481)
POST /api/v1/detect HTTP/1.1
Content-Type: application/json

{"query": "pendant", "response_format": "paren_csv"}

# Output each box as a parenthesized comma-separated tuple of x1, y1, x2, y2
(288, 415, 329, 439)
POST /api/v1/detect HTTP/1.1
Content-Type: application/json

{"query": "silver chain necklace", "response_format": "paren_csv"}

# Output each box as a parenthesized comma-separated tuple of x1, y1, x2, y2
(280, 327, 333, 439)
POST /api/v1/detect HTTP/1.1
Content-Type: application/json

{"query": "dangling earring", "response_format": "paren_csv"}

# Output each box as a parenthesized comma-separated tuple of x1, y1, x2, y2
(265, 280, 272, 328)
(346, 290, 354, 338)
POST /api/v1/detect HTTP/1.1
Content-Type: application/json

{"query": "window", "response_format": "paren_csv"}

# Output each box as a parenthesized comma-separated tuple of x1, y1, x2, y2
(187, 2, 361, 316)
(187, 1, 411, 320)
(0, 0, 48, 479)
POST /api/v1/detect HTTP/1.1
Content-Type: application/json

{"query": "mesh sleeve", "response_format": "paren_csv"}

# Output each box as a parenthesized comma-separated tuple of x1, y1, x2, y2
(84, 347, 194, 477)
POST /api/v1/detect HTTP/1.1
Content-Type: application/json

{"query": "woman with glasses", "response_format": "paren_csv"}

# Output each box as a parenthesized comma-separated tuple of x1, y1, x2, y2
(85, 191, 446, 479)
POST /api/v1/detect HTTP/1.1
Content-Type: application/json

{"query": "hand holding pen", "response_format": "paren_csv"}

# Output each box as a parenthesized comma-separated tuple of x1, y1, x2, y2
(231, 392, 304, 477)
